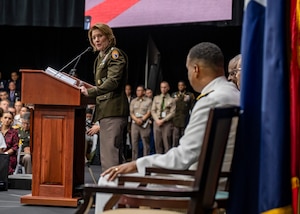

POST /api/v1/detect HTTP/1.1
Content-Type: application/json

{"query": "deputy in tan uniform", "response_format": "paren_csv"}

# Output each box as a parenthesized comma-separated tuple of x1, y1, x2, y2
(151, 81, 175, 154)
(80, 23, 129, 172)
(130, 85, 152, 160)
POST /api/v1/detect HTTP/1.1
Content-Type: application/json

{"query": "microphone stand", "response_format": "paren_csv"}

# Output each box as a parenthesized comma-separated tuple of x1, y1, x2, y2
(69, 56, 81, 76)
(58, 47, 92, 73)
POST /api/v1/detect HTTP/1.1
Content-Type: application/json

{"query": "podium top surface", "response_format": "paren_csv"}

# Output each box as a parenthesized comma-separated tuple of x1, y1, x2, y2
(20, 69, 95, 106)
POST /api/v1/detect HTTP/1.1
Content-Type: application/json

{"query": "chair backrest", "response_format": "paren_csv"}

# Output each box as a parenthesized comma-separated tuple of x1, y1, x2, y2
(189, 106, 240, 214)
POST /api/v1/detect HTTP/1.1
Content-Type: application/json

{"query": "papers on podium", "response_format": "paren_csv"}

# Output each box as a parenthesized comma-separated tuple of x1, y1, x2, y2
(45, 67, 77, 86)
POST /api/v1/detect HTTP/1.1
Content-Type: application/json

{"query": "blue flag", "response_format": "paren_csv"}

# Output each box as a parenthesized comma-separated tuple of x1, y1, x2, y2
(228, 0, 292, 213)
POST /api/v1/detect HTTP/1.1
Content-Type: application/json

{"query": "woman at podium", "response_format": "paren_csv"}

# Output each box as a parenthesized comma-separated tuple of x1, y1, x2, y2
(80, 23, 129, 172)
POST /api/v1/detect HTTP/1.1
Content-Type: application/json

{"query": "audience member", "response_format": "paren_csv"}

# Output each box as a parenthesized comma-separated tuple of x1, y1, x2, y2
(9, 71, 21, 92)
(0, 108, 6, 153)
(236, 55, 242, 90)
(171, 80, 195, 147)
(0, 90, 8, 101)
(0, 99, 10, 112)
(1, 111, 19, 175)
(0, 72, 8, 91)
(80, 23, 129, 172)
(8, 105, 16, 114)
(227, 54, 241, 87)
(7, 81, 21, 106)
(130, 85, 152, 160)
(20, 106, 30, 117)
(0, 137, 6, 153)
(85, 107, 100, 163)
(18, 112, 32, 174)
(13, 100, 24, 127)
(151, 81, 175, 154)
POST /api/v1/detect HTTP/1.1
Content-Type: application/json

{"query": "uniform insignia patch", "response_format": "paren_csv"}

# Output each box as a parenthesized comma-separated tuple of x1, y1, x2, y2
(112, 50, 119, 59)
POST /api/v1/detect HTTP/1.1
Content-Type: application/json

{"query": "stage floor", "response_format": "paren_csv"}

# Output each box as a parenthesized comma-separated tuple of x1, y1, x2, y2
(0, 164, 101, 214)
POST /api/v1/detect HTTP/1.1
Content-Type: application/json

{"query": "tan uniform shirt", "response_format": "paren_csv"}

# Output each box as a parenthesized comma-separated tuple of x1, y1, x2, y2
(151, 93, 175, 122)
(130, 96, 152, 126)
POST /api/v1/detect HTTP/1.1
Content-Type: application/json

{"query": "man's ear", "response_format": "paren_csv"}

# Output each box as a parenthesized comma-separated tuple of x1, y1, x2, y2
(194, 64, 200, 76)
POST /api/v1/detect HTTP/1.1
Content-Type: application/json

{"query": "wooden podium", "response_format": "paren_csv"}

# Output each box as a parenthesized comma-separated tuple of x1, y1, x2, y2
(19, 69, 94, 207)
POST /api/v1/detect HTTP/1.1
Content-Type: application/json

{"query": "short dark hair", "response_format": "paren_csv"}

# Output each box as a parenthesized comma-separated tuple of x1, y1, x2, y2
(86, 108, 93, 115)
(188, 42, 224, 69)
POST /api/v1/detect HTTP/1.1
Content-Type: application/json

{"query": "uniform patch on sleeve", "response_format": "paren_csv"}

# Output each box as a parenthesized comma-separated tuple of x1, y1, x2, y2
(111, 50, 119, 59)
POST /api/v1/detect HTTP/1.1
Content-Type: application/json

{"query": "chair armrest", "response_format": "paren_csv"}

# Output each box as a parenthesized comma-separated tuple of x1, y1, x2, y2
(83, 183, 197, 197)
(118, 174, 194, 186)
(145, 167, 195, 176)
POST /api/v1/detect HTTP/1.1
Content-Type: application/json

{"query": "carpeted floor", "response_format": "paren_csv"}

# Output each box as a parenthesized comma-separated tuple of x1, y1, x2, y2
(0, 165, 101, 214)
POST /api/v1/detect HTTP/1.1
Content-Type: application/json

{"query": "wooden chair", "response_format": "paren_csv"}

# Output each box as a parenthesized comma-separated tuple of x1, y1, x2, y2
(76, 106, 240, 214)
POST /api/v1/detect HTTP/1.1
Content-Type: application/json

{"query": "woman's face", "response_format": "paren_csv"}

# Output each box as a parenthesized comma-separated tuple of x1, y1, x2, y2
(1, 112, 13, 127)
(91, 29, 109, 52)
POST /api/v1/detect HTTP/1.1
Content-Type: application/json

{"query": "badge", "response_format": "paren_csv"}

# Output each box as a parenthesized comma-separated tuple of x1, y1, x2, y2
(112, 50, 119, 59)
(98, 79, 101, 85)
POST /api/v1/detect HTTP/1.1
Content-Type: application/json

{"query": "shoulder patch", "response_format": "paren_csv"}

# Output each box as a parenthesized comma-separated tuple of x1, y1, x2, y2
(111, 49, 119, 59)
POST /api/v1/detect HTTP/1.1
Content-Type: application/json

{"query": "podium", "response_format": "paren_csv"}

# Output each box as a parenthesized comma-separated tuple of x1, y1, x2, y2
(19, 69, 94, 207)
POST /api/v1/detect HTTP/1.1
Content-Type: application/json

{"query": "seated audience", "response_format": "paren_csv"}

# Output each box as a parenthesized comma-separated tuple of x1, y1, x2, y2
(0, 90, 8, 101)
(13, 100, 24, 127)
(0, 98, 10, 112)
(1, 111, 19, 175)
(0, 109, 6, 153)
(85, 107, 100, 163)
(7, 81, 21, 106)
(0, 71, 8, 91)
(9, 71, 21, 92)
(18, 112, 32, 174)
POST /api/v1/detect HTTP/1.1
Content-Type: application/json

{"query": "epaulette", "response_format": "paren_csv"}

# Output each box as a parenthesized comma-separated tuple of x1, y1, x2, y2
(196, 90, 215, 100)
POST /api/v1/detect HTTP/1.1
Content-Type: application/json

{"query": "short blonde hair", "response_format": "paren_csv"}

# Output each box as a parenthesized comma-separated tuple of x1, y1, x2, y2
(88, 23, 116, 51)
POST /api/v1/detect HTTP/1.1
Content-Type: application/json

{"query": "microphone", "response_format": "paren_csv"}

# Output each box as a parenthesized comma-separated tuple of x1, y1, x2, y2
(58, 47, 92, 74)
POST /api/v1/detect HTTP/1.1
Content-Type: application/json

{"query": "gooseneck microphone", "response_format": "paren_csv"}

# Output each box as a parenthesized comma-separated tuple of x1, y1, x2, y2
(58, 47, 92, 75)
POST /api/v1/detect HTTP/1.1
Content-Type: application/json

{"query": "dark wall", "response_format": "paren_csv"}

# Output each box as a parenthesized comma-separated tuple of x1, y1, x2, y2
(0, 0, 85, 27)
(0, 24, 241, 95)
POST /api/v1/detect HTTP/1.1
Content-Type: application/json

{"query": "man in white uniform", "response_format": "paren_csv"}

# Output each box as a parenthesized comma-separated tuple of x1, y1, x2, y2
(96, 42, 240, 213)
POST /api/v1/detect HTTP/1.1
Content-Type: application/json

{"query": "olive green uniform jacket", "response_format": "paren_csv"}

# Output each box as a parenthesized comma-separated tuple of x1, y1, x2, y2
(87, 46, 129, 122)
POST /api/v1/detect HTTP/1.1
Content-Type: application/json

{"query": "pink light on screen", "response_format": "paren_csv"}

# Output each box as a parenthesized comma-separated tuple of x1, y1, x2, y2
(85, 0, 233, 28)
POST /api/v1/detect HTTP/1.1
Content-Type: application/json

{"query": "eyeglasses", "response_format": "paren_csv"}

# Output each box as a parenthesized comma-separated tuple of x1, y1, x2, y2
(228, 68, 241, 76)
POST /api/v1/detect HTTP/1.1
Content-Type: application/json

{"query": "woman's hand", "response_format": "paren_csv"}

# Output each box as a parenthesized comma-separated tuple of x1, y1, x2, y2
(101, 161, 138, 181)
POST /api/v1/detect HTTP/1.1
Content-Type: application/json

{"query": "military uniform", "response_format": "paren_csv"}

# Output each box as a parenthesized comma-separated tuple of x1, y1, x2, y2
(151, 93, 175, 154)
(18, 128, 32, 174)
(130, 96, 152, 160)
(87, 45, 129, 171)
(171, 91, 195, 147)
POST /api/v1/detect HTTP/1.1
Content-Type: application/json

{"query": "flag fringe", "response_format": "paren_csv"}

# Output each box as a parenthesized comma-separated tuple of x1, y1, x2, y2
(261, 205, 293, 214)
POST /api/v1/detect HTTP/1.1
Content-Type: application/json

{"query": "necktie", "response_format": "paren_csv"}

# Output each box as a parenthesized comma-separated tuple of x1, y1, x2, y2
(10, 91, 14, 101)
(160, 96, 165, 118)
(161, 96, 165, 110)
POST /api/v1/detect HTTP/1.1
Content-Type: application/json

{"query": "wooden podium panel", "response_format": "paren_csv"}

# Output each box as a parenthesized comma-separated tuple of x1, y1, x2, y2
(19, 69, 93, 207)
